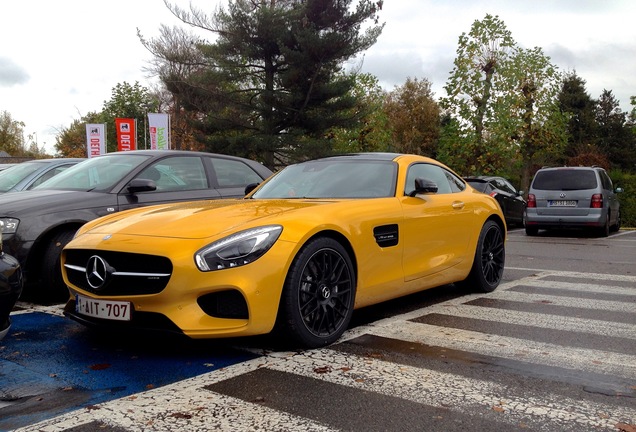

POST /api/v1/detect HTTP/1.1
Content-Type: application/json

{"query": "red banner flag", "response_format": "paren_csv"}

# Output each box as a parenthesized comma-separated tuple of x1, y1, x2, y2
(115, 118, 136, 152)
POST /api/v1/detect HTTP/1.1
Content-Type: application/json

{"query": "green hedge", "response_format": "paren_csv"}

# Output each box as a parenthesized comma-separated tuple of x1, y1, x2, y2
(610, 170, 636, 228)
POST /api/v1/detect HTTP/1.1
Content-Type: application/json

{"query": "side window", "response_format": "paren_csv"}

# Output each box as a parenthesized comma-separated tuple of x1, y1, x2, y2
(498, 179, 517, 194)
(28, 165, 74, 190)
(136, 156, 208, 192)
(212, 158, 264, 187)
(405, 163, 464, 195)
(599, 170, 613, 191)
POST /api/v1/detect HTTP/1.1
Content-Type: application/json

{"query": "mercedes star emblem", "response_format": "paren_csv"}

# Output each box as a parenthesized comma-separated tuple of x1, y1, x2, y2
(86, 255, 110, 290)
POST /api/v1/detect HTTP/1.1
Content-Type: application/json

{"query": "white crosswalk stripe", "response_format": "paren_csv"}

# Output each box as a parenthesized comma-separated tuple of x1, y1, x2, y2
(12, 268, 636, 431)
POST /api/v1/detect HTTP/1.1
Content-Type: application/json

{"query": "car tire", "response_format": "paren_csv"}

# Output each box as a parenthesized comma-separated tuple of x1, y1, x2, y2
(598, 213, 610, 237)
(277, 237, 356, 348)
(611, 210, 621, 232)
(460, 220, 505, 293)
(40, 229, 76, 302)
(520, 209, 526, 228)
(525, 226, 538, 236)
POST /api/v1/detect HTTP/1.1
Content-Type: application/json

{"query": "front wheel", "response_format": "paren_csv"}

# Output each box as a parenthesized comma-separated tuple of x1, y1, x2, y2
(277, 237, 356, 348)
(461, 220, 505, 293)
(39, 229, 76, 303)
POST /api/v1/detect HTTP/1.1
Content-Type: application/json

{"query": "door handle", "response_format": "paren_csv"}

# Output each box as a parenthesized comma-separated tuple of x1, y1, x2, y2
(452, 201, 465, 210)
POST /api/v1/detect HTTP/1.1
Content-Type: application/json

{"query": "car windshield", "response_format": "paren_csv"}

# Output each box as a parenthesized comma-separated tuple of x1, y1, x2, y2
(0, 161, 43, 192)
(252, 159, 397, 199)
(33, 154, 151, 192)
(532, 170, 598, 191)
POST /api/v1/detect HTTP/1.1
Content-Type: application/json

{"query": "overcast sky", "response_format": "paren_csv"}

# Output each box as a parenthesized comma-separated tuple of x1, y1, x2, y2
(1, 0, 634, 154)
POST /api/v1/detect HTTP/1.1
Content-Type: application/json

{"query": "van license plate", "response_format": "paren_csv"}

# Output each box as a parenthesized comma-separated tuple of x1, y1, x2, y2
(548, 200, 576, 207)
(76, 295, 131, 321)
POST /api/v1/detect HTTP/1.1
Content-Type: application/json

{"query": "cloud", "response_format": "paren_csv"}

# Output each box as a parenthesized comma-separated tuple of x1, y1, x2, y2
(0, 57, 30, 87)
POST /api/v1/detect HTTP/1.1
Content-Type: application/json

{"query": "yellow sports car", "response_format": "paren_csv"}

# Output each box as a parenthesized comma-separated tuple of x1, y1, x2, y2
(62, 153, 506, 348)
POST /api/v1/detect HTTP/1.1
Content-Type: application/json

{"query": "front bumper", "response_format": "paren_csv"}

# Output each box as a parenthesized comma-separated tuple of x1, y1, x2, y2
(0, 252, 23, 340)
(62, 233, 297, 340)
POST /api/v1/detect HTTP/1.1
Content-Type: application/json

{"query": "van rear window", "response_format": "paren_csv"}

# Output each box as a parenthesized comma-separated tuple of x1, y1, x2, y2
(532, 170, 598, 190)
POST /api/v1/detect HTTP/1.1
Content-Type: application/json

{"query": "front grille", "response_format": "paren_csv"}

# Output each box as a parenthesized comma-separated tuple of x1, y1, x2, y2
(65, 249, 173, 296)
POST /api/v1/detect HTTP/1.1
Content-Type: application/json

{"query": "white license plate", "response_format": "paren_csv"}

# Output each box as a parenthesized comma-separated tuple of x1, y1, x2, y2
(548, 200, 576, 207)
(76, 295, 131, 321)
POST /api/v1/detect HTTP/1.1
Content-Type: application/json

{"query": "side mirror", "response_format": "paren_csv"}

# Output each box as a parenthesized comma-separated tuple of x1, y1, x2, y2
(244, 182, 260, 196)
(409, 178, 438, 197)
(615, 187, 624, 193)
(127, 178, 157, 193)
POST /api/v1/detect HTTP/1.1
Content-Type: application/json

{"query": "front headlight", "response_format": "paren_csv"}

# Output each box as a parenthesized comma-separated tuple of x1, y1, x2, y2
(0, 218, 19, 234)
(195, 225, 283, 271)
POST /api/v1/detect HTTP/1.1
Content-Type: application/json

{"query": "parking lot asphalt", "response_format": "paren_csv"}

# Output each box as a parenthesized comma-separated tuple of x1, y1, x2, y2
(0, 309, 259, 430)
(2, 228, 635, 431)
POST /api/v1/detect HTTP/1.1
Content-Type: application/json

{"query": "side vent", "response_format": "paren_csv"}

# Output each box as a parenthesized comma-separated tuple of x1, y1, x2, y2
(373, 224, 399, 247)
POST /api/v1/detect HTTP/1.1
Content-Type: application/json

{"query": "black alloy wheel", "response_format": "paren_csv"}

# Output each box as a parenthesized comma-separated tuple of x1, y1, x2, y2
(278, 237, 355, 348)
(461, 220, 505, 293)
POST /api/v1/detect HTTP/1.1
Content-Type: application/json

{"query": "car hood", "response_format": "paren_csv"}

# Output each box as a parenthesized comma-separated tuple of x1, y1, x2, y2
(0, 189, 113, 217)
(79, 198, 335, 240)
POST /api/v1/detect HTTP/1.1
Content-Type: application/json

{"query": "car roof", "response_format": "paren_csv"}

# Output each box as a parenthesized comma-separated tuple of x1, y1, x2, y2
(21, 158, 84, 164)
(464, 175, 502, 180)
(315, 152, 403, 162)
(536, 166, 603, 172)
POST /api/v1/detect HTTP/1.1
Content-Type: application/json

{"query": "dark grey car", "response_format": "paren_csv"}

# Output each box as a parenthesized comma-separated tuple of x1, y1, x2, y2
(525, 166, 622, 237)
(0, 150, 273, 302)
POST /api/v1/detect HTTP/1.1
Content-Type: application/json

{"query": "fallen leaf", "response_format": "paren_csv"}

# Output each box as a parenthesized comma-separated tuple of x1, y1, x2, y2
(493, 406, 505, 413)
(340, 367, 351, 372)
(89, 363, 111, 371)
(314, 366, 332, 374)
(170, 412, 192, 419)
(615, 423, 636, 432)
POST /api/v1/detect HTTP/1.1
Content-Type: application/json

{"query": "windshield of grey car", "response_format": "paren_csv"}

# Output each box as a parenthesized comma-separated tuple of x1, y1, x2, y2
(33, 154, 151, 191)
(251, 160, 398, 199)
(0, 162, 42, 192)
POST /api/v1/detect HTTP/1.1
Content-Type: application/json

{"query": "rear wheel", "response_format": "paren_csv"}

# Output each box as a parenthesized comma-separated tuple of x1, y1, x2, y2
(461, 220, 505, 293)
(39, 229, 76, 302)
(610, 210, 621, 232)
(277, 237, 355, 348)
(598, 212, 610, 237)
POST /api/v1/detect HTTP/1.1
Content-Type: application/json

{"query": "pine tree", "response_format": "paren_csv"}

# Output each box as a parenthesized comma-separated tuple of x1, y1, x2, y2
(149, 0, 384, 169)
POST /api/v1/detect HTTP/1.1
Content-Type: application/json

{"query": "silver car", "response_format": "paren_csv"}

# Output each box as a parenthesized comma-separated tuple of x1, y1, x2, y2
(525, 166, 623, 237)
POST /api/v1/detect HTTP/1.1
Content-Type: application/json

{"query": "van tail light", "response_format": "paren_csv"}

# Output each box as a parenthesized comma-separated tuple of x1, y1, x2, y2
(527, 194, 536, 208)
(591, 194, 603, 208)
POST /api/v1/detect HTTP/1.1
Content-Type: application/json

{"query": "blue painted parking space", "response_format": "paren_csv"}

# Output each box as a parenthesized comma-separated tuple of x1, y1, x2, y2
(0, 310, 260, 431)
